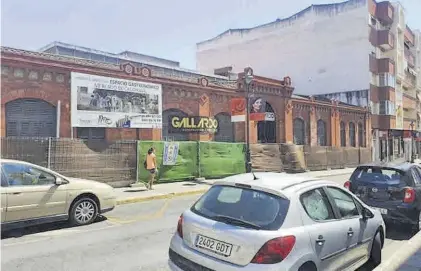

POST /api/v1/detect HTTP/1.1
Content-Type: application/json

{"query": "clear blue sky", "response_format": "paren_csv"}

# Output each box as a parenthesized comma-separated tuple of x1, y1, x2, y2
(1, 0, 420, 69)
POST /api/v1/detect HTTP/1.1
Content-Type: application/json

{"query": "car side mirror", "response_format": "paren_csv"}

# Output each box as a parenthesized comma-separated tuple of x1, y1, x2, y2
(55, 177, 66, 185)
(362, 208, 374, 220)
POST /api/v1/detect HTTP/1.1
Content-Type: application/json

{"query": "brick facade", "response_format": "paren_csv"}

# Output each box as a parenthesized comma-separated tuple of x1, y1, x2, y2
(0, 47, 370, 146)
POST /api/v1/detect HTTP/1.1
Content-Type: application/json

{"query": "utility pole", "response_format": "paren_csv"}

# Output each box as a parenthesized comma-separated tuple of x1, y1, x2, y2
(244, 67, 254, 173)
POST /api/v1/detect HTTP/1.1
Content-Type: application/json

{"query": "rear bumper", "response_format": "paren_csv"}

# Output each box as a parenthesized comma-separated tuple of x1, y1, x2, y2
(365, 201, 419, 225)
(168, 234, 293, 271)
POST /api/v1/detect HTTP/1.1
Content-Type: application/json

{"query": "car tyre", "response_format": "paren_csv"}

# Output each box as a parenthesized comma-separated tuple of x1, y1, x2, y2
(298, 262, 317, 271)
(367, 230, 382, 267)
(69, 197, 98, 226)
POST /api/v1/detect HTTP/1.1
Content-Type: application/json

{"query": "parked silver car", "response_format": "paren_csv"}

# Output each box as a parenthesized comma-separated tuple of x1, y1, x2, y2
(168, 172, 386, 271)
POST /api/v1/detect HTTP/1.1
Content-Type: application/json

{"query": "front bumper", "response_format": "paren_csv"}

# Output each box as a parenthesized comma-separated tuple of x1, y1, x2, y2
(100, 196, 117, 214)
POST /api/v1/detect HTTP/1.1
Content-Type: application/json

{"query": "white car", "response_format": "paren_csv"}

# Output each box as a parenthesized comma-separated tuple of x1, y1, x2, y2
(168, 172, 386, 271)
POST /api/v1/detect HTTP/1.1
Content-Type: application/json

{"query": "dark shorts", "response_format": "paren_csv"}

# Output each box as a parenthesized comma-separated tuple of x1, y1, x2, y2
(149, 168, 156, 174)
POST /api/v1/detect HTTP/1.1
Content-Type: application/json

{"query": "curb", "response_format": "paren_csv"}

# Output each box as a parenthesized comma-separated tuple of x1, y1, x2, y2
(373, 231, 421, 271)
(116, 188, 209, 205)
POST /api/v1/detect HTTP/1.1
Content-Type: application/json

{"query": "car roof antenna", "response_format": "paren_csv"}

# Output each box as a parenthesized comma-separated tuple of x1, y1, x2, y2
(251, 171, 258, 180)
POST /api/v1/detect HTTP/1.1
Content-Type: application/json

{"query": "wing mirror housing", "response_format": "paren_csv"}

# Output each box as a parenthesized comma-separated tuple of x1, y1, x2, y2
(362, 208, 374, 220)
(55, 177, 67, 185)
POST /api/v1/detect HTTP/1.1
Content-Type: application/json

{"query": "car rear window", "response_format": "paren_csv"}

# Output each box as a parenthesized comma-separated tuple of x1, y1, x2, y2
(190, 185, 290, 231)
(351, 166, 409, 186)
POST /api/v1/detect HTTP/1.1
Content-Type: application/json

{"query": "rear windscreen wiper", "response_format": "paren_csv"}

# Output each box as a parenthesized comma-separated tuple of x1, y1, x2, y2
(213, 215, 261, 230)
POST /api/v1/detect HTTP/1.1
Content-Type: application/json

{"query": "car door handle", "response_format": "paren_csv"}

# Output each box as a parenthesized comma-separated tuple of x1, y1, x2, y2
(316, 235, 325, 246)
(11, 192, 22, 195)
(347, 230, 354, 237)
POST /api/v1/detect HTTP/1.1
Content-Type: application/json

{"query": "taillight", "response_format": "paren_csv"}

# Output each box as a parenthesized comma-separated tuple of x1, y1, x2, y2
(176, 215, 183, 238)
(251, 236, 296, 264)
(403, 188, 416, 203)
(344, 181, 351, 190)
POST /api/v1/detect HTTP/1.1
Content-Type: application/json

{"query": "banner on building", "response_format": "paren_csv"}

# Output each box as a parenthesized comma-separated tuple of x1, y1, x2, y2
(230, 98, 246, 122)
(71, 72, 162, 128)
(163, 142, 179, 165)
(249, 96, 267, 121)
(169, 116, 218, 133)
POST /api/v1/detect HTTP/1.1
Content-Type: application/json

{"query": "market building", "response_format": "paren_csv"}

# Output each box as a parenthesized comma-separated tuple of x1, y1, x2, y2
(1, 43, 370, 148)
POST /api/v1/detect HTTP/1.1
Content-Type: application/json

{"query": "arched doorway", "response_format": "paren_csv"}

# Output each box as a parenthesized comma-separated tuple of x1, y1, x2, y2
(257, 102, 276, 143)
(214, 112, 234, 142)
(6, 99, 57, 137)
(293, 118, 305, 145)
(162, 109, 189, 141)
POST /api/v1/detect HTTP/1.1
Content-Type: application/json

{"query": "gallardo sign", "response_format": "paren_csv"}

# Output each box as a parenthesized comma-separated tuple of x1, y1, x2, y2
(169, 116, 218, 133)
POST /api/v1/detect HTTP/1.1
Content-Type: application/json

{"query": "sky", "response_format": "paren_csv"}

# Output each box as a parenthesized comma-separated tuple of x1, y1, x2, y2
(1, 0, 420, 69)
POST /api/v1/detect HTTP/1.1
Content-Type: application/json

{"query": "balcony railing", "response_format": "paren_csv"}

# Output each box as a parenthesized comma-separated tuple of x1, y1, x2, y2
(377, 29, 395, 50)
(404, 25, 415, 45)
(404, 47, 415, 67)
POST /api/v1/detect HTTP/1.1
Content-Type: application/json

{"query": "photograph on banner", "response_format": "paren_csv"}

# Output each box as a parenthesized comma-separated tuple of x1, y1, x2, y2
(169, 116, 219, 133)
(71, 72, 162, 128)
(230, 97, 246, 122)
(163, 142, 179, 165)
(249, 96, 266, 121)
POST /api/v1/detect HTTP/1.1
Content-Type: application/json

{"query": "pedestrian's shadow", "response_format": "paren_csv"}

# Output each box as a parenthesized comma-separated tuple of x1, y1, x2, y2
(1, 216, 107, 240)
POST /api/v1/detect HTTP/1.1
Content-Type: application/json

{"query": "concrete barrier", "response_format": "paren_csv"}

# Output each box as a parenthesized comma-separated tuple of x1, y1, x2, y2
(373, 231, 421, 271)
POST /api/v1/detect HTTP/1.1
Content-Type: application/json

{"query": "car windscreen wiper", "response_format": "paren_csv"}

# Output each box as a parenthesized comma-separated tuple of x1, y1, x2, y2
(213, 215, 261, 230)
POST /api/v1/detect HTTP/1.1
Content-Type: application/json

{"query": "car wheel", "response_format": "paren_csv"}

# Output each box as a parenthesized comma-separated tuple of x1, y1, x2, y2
(413, 211, 421, 233)
(367, 230, 382, 267)
(69, 197, 98, 226)
(298, 262, 317, 271)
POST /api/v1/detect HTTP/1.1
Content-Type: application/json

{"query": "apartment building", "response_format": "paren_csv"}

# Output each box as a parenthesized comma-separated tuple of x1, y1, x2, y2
(196, 0, 420, 162)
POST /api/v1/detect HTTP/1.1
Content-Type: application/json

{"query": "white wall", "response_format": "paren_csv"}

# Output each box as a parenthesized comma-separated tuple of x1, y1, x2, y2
(196, 0, 371, 95)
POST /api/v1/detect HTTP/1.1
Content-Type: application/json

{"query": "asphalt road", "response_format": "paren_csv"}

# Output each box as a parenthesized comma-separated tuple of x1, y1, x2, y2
(1, 175, 418, 271)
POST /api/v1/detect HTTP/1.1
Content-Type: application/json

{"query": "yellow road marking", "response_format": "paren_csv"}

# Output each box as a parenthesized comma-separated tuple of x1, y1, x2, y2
(106, 198, 171, 224)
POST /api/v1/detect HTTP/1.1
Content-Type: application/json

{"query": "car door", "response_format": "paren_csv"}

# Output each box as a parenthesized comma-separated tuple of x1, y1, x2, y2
(299, 187, 349, 271)
(324, 186, 372, 270)
(1, 169, 8, 223)
(2, 162, 68, 222)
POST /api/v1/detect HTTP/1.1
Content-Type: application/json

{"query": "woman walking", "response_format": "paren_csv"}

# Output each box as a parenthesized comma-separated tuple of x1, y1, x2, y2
(146, 147, 157, 190)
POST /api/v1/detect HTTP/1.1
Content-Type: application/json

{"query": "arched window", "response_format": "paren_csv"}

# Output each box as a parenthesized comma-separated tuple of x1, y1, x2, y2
(349, 122, 356, 147)
(317, 119, 327, 146)
(293, 118, 305, 145)
(340, 122, 346, 147)
(162, 109, 189, 141)
(257, 102, 276, 143)
(358, 122, 365, 147)
(6, 98, 57, 137)
(214, 112, 234, 142)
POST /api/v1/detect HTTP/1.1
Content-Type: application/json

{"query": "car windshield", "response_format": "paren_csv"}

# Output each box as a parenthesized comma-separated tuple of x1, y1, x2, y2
(191, 185, 290, 231)
(351, 166, 408, 186)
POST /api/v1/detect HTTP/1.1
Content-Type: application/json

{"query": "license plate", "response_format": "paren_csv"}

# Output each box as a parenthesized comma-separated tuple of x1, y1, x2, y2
(371, 207, 388, 215)
(195, 234, 233, 257)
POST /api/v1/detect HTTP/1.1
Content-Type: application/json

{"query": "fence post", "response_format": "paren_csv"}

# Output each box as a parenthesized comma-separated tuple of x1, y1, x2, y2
(197, 141, 201, 178)
(136, 140, 139, 183)
(47, 137, 52, 169)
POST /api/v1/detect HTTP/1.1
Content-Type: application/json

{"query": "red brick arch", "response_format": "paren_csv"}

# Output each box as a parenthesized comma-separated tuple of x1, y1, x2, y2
(163, 102, 196, 116)
(1, 88, 57, 107)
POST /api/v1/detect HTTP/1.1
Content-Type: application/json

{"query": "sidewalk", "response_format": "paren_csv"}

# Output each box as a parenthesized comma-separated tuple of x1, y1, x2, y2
(115, 167, 355, 205)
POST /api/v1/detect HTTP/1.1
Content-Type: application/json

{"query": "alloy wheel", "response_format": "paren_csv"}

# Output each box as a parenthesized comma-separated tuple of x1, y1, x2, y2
(74, 201, 96, 224)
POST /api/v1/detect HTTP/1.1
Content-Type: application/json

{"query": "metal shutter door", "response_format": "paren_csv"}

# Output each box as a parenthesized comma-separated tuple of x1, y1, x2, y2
(6, 99, 57, 137)
(214, 113, 234, 142)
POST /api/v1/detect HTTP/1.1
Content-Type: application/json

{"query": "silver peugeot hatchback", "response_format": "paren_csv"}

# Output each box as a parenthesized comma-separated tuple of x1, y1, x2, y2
(168, 172, 386, 271)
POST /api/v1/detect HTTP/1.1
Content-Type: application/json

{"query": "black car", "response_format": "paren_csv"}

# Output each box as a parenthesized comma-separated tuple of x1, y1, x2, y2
(344, 162, 421, 233)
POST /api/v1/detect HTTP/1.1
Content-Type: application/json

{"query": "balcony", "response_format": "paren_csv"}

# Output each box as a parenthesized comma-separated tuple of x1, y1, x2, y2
(403, 93, 417, 110)
(404, 47, 415, 67)
(375, 2, 394, 25)
(370, 27, 395, 50)
(370, 55, 395, 74)
(404, 25, 415, 46)
(402, 70, 416, 89)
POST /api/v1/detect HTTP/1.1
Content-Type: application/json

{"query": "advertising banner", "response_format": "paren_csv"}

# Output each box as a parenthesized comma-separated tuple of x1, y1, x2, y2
(230, 98, 246, 122)
(71, 72, 162, 128)
(249, 96, 266, 121)
(169, 116, 218, 133)
(163, 142, 179, 165)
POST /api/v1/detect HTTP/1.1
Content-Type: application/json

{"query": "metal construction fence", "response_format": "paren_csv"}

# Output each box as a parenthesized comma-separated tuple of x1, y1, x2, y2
(1, 137, 373, 187)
